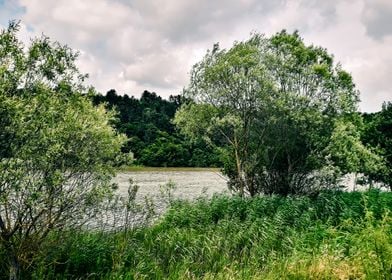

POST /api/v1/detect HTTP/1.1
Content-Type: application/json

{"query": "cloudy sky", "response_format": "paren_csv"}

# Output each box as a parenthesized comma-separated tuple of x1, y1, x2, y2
(1, 0, 391, 112)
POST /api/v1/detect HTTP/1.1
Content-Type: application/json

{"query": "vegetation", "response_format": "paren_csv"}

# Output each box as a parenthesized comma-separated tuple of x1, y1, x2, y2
(174, 31, 382, 196)
(0, 22, 125, 279)
(92, 89, 222, 167)
(0, 190, 390, 279)
(1, 20, 391, 280)
(362, 102, 392, 189)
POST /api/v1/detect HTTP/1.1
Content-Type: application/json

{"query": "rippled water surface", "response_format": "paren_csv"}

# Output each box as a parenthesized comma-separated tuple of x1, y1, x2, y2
(114, 170, 229, 201)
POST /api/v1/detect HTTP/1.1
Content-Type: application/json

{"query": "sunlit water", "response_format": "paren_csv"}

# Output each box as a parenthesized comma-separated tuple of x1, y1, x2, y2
(114, 170, 229, 201)
(91, 171, 229, 229)
(113, 171, 376, 202)
(102, 171, 379, 229)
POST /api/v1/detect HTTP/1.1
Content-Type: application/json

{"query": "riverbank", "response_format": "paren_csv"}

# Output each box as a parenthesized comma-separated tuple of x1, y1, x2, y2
(6, 190, 392, 279)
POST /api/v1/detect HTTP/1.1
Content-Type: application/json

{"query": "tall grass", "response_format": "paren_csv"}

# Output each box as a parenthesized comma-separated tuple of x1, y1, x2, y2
(2, 190, 392, 279)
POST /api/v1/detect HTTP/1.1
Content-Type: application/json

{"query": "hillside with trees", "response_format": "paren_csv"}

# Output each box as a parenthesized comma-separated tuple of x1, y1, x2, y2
(92, 90, 222, 167)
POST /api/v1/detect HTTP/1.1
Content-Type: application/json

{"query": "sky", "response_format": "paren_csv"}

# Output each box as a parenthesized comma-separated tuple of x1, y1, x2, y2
(0, 0, 391, 112)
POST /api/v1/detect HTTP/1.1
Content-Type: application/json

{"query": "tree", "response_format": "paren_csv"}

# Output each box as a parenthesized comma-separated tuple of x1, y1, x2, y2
(175, 37, 272, 195)
(325, 116, 384, 189)
(138, 132, 190, 167)
(93, 89, 221, 167)
(0, 22, 126, 279)
(362, 102, 392, 189)
(175, 30, 366, 196)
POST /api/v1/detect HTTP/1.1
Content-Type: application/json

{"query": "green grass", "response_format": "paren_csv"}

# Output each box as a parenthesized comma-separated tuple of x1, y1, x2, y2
(3, 190, 392, 279)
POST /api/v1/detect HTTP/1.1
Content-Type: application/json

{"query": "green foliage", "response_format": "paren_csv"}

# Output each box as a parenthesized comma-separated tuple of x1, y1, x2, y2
(0, 22, 125, 279)
(362, 102, 392, 189)
(175, 30, 372, 196)
(93, 89, 222, 168)
(326, 117, 384, 175)
(138, 131, 190, 167)
(9, 190, 392, 279)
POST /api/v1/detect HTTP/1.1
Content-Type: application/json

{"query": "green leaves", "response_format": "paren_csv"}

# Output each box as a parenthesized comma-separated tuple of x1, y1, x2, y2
(325, 119, 384, 175)
(0, 22, 126, 276)
(174, 103, 220, 141)
(175, 30, 362, 195)
(361, 102, 392, 189)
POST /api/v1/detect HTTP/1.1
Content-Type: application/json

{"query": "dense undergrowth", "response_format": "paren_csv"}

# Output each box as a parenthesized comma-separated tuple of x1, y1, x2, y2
(2, 190, 392, 279)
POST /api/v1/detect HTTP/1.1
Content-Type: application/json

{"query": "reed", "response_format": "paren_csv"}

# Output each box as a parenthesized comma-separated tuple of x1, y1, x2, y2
(2, 190, 390, 279)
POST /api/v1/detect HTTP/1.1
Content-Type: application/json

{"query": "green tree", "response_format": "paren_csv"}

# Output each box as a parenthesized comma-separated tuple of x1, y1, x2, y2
(325, 117, 384, 188)
(362, 102, 392, 189)
(175, 38, 272, 195)
(0, 22, 125, 279)
(138, 132, 189, 167)
(175, 31, 366, 196)
(93, 89, 221, 167)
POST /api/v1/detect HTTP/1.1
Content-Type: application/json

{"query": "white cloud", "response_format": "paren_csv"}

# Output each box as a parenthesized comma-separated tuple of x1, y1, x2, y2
(1, 0, 390, 111)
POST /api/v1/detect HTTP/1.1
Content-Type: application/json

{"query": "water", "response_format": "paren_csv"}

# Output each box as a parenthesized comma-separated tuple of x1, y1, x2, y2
(113, 171, 376, 201)
(105, 171, 380, 229)
(100, 170, 228, 228)
(114, 170, 229, 201)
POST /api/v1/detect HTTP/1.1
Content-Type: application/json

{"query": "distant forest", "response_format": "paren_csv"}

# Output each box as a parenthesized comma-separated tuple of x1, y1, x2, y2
(93, 90, 391, 176)
(92, 90, 222, 167)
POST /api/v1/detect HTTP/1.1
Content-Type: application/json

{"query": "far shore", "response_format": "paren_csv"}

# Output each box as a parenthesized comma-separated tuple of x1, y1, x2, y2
(118, 166, 222, 172)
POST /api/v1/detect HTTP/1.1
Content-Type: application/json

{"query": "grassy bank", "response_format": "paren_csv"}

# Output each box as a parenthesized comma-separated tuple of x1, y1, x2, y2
(2, 190, 392, 279)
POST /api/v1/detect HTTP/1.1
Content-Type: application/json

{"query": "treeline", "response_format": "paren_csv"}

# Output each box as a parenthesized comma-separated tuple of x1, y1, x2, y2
(92, 89, 391, 183)
(362, 102, 392, 187)
(92, 90, 222, 167)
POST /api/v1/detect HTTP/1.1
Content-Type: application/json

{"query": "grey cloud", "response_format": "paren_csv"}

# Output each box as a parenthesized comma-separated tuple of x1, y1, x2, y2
(361, 0, 392, 40)
(3, 0, 391, 110)
(119, 0, 285, 44)
(298, 0, 339, 26)
(355, 54, 392, 111)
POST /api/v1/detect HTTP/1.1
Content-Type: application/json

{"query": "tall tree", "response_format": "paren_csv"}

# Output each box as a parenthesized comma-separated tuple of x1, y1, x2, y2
(175, 31, 372, 196)
(0, 22, 125, 279)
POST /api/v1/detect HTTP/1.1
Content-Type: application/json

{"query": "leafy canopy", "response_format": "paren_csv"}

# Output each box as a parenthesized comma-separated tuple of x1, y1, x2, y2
(0, 22, 125, 279)
(361, 102, 392, 189)
(175, 30, 376, 196)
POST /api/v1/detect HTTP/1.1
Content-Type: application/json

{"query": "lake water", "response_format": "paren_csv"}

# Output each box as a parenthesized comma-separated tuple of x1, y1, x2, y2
(95, 170, 229, 228)
(114, 170, 229, 201)
(107, 170, 378, 228)
(113, 171, 373, 202)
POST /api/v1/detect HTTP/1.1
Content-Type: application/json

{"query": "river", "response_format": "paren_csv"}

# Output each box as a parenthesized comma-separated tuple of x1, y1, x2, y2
(114, 170, 229, 201)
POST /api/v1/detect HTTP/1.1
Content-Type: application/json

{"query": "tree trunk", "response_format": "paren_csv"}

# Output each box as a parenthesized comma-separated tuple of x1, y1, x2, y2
(9, 251, 20, 280)
(235, 152, 244, 196)
(234, 136, 245, 197)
